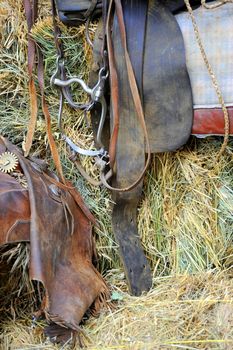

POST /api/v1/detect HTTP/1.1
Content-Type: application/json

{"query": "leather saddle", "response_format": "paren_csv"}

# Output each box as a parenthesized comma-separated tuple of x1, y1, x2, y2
(88, 0, 194, 295)
(54, 0, 215, 152)
(52, 0, 217, 296)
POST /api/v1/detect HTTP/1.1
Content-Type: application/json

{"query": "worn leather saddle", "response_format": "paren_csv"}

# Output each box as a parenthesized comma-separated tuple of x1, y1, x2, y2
(54, 0, 203, 153)
(52, 0, 218, 297)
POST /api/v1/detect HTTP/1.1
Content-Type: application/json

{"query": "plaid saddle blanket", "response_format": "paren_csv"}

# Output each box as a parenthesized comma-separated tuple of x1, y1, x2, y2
(176, 3, 233, 109)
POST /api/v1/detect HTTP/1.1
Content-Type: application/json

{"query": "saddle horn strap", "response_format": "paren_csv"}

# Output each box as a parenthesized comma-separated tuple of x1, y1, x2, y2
(102, 0, 151, 192)
(23, 0, 38, 157)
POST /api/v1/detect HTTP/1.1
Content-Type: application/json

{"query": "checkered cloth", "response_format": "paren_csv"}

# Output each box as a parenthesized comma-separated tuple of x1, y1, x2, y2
(176, 3, 233, 109)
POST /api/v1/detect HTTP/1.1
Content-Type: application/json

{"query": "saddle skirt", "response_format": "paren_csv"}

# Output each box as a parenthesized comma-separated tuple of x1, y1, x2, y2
(176, 3, 233, 136)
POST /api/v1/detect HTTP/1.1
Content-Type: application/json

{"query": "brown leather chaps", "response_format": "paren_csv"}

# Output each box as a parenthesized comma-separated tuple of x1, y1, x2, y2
(0, 136, 108, 342)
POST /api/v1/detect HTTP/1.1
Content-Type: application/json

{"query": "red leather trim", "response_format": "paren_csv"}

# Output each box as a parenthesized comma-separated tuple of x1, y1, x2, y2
(192, 107, 233, 135)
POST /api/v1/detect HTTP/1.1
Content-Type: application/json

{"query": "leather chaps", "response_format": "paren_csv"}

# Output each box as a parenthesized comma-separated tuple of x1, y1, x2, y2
(0, 136, 109, 343)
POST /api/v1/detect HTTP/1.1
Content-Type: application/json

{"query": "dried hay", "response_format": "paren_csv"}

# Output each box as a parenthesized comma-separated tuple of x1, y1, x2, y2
(0, 1, 232, 349)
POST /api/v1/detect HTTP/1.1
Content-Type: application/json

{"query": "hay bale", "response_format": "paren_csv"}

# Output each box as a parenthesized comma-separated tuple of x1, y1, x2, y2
(0, 1, 232, 349)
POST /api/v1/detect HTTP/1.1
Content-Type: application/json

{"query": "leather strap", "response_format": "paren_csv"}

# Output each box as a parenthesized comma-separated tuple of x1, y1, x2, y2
(37, 49, 66, 183)
(102, 0, 151, 192)
(106, 0, 119, 168)
(51, 0, 150, 192)
(23, 0, 66, 183)
(23, 0, 38, 157)
(51, 0, 63, 58)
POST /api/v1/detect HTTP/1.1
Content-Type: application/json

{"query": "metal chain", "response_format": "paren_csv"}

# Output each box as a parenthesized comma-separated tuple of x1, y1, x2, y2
(201, 0, 233, 9)
(184, 0, 230, 158)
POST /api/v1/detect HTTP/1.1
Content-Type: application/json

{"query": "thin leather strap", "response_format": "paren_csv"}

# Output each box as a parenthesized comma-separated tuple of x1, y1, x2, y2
(23, 0, 66, 182)
(51, 0, 64, 58)
(23, 0, 38, 157)
(37, 50, 66, 183)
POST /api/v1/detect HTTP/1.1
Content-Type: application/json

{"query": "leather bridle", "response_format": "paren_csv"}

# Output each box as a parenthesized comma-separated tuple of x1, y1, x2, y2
(23, 0, 151, 192)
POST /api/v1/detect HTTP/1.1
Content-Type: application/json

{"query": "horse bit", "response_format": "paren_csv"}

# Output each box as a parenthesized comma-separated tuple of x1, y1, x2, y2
(50, 14, 111, 185)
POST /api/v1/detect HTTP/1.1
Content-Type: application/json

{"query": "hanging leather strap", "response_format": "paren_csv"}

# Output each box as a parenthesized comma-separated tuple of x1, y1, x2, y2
(102, 0, 151, 192)
(37, 50, 66, 183)
(106, 0, 119, 168)
(23, 0, 66, 183)
(51, 0, 64, 58)
(23, 0, 38, 157)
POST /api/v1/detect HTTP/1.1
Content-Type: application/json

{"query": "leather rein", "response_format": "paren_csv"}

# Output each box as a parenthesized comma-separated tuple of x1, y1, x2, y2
(23, 0, 151, 192)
